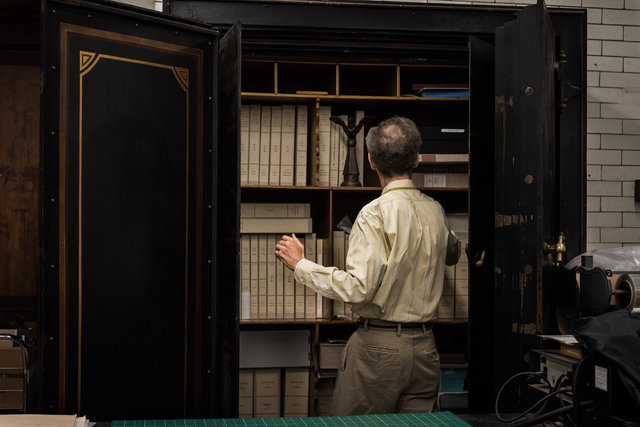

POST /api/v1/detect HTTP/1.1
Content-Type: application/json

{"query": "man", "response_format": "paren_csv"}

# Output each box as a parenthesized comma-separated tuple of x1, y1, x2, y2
(275, 116, 451, 415)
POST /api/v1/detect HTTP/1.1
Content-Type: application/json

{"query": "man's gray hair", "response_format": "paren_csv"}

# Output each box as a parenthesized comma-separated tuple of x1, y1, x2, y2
(365, 116, 422, 178)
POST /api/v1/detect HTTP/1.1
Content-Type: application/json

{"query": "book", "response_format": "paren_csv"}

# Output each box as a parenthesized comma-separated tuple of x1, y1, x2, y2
(329, 115, 339, 186)
(417, 153, 469, 163)
(258, 234, 268, 318)
(280, 105, 296, 186)
(267, 234, 278, 319)
(240, 234, 251, 320)
(295, 236, 305, 319)
(240, 105, 250, 185)
(304, 233, 317, 319)
(250, 235, 259, 318)
(309, 107, 319, 186)
(419, 89, 469, 98)
(318, 106, 331, 186)
(276, 257, 285, 319)
(413, 173, 469, 188)
(295, 105, 308, 186)
(284, 264, 295, 318)
(419, 127, 467, 154)
(241, 203, 311, 218)
(315, 238, 330, 319)
(259, 105, 271, 185)
(240, 217, 313, 234)
(355, 110, 365, 186)
(332, 230, 346, 318)
(269, 106, 282, 186)
(248, 104, 261, 185)
(344, 235, 353, 319)
(412, 83, 468, 91)
(338, 114, 348, 186)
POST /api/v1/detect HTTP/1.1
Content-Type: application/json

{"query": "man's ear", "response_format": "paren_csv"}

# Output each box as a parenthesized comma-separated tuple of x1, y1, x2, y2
(368, 153, 377, 171)
(413, 154, 419, 169)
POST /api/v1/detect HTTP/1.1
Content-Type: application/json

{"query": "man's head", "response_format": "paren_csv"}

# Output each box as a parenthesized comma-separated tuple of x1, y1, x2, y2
(365, 116, 422, 178)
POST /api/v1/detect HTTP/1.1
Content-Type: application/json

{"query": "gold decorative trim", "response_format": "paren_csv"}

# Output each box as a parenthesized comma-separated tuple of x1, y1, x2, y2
(79, 51, 97, 73)
(173, 66, 189, 91)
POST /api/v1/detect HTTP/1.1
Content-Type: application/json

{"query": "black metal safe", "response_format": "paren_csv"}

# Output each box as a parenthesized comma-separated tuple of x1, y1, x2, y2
(169, 0, 586, 416)
(0, 0, 585, 420)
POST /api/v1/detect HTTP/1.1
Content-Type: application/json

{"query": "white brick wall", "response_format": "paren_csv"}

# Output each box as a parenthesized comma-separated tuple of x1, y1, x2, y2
(420, 0, 640, 250)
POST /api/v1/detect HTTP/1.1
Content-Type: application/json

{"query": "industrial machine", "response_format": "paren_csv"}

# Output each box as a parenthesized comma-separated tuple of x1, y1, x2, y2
(496, 247, 640, 427)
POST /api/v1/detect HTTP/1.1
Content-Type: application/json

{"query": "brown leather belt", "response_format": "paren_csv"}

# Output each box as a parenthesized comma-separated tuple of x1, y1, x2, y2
(357, 318, 433, 329)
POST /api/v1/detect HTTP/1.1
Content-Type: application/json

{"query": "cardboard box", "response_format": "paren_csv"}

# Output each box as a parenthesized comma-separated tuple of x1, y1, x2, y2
(441, 367, 467, 393)
(238, 396, 253, 416)
(239, 369, 253, 398)
(455, 295, 468, 319)
(560, 343, 582, 360)
(443, 266, 455, 296)
(283, 395, 308, 416)
(437, 295, 455, 319)
(319, 343, 345, 370)
(254, 395, 280, 417)
(456, 262, 469, 281)
(254, 368, 280, 396)
(317, 395, 332, 416)
(284, 367, 309, 396)
(455, 279, 468, 297)
(0, 348, 23, 410)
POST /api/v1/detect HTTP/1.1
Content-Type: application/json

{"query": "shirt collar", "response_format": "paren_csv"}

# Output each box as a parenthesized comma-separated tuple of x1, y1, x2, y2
(381, 178, 416, 195)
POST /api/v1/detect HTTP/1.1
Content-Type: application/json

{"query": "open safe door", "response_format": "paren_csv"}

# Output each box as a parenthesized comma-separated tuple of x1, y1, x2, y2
(492, 0, 559, 411)
(40, 0, 238, 420)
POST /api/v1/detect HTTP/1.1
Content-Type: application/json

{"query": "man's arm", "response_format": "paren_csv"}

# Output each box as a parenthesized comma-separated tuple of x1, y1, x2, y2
(275, 210, 388, 304)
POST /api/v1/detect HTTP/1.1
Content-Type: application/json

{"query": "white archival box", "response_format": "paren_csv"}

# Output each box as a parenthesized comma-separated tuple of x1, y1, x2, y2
(239, 329, 311, 368)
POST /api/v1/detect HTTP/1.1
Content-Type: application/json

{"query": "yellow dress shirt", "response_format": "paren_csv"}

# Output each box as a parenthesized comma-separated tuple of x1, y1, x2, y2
(294, 179, 449, 323)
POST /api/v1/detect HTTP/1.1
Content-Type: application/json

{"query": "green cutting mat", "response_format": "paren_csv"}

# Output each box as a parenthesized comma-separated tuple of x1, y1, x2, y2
(112, 411, 471, 427)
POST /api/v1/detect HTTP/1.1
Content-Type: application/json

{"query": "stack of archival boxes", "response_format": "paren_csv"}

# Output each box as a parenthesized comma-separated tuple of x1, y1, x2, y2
(240, 202, 333, 320)
(239, 368, 310, 418)
(0, 331, 24, 411)
(437, 215, 469, 320)
(240, 104, 367, 190)
(240, 104, 308, 187)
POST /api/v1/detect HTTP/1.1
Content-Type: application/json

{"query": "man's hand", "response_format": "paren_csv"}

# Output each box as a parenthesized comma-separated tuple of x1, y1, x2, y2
(275, 233, 305, 271)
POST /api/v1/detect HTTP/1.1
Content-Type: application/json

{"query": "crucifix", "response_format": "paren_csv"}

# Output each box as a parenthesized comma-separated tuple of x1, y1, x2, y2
(330, 115, 375, 187)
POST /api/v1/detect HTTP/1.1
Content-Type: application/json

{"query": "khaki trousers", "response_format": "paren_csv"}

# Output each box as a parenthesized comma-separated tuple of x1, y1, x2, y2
(330, 324, 440, 415)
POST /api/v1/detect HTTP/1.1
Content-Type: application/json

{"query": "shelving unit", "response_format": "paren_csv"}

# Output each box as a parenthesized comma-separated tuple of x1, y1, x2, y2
(239, 52, 471, 416)
(242, 59, 469, 101)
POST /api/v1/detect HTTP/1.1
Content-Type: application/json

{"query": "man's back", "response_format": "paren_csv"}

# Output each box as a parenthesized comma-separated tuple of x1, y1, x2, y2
(347, 179, 449, 323)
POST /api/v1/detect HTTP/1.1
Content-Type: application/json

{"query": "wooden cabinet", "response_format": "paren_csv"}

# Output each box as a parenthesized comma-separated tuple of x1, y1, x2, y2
(236, 55, 471, 415)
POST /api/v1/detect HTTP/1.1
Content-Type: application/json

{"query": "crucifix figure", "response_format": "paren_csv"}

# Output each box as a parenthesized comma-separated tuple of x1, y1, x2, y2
(330, 115, 375, 187)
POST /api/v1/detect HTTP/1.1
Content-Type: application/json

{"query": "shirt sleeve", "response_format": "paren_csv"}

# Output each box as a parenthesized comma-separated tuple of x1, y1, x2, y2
(293, 207, 388, 304)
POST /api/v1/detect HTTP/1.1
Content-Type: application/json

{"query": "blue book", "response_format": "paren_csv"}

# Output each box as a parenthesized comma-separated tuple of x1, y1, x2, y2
(420, 89, 469, 98)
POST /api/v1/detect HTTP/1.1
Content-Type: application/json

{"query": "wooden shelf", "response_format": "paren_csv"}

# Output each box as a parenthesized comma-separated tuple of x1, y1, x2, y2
(242, 92, 468, 102)
(240, 318, 467, 326)
(241, 185, 466, 192)
(240, 319, 357, 326)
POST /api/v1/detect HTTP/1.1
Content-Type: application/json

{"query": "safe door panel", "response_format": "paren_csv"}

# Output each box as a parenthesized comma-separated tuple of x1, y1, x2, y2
(42, 2, 217, 420)
(494, 0, 557, 409)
